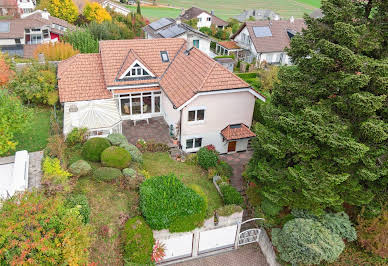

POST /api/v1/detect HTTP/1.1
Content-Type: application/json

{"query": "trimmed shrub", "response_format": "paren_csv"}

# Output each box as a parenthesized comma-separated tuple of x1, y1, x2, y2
(66, 128, 88, 146)
(68, 160, 91, 177)
(320, 212, 357, 242)
(197, 147, 218, 170)
(272, 218, 345, 265)
(261, 198, 282, 217)
(122, 216, 154, 264)
(120, 143, 143, 163)
(107, 133, 128, 146)
(217, 205, 243, 217)
(140, 174, 206, 231)
(216, 161, 233, 178)
(65, 194, 90, 224)
(219, 183, 243, 205)
(93, 167, 123, 182)
(82, 137, 111, 162)
(101, 146, 131, 169)
(123, 168, 136, 178)
(236, 72, 257, 79)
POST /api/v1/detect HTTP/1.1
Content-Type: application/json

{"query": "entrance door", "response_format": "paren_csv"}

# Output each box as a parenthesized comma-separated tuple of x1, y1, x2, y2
(228, 141, 236, 153)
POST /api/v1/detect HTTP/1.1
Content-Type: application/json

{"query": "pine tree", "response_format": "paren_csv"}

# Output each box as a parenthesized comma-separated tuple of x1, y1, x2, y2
(136, 0, 141, 15)
(247, 0, 387, 214)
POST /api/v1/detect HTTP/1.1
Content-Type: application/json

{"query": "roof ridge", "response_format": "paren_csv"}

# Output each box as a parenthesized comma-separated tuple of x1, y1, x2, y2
(198, 60, 217, 92)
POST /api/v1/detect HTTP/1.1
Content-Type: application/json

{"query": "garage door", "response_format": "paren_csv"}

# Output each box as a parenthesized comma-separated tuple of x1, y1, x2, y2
(160, 233, 193, 262)
(198, 225, 238, 254)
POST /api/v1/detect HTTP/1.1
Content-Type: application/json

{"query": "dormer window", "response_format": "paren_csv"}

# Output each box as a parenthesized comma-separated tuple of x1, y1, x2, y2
(125, 63, 150, 78)
(160, 51, 169, 62)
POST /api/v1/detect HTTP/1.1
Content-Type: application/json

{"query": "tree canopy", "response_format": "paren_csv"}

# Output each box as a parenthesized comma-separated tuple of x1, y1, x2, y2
(83, 2, 112, 23)
(48, 0, 79, 23)
(247, 0, 387, 215)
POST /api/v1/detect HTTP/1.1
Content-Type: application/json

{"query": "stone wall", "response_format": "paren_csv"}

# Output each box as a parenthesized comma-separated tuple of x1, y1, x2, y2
(258, 229, 280, 266)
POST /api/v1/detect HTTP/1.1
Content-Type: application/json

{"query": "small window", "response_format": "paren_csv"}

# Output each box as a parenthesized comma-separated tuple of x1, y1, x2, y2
(186, 139, 194, 149)
(15, 38, 21, 44)
(230, 124, 242, 129)
(207, 17, 211, 21)
(188, 109, 205, 122)
(193, 40, 199, 48)
(197, 110, 205, 120)
(188, 111, 196, 121)
(124, 62, 151, 78)
(160, 51, 169, 62)
(186, 138, 202, 149)
(195, 138, 202, 148)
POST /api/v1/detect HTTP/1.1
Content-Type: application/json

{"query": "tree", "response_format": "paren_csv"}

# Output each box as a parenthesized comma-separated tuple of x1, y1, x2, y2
(246, 0, 388, 214)
(0, 52, 14, 86)
(34, 42, 79, 61)
(0, 91, 32, 156)
(48, 0, 79, 24)
(63, 28, 99, 53)
(272, 218, 345, 265)
(258, 65, 279, 93)
(83, 2, 111, 23)
(136, 0, 141, 15)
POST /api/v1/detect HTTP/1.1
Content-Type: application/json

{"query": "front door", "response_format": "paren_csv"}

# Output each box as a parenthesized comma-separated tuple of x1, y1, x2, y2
(228, 141, 236, 153)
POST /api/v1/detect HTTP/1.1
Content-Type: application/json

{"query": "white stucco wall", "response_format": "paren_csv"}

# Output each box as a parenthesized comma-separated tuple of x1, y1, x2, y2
(186, 34, 210, 55)
(197, 12, 212, 28)
(162, 91, 180, 133)
(180, 91, 255, 153)
(0, 39, 23, 45)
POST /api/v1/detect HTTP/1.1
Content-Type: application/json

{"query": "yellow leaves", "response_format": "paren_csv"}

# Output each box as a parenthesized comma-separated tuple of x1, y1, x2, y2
(83, 2, 112, 23)
(34, 42, 79, 61)
(48, 0, 79, 24)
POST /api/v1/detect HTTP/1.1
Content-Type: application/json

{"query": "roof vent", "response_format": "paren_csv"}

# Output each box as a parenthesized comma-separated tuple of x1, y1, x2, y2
(69, 104, 78, 112)
(184, 47, 194, 56)
(290, 16, 294, 23)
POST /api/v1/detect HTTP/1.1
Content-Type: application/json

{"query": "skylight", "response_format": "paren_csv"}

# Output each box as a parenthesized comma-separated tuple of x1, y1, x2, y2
(230, 124, 242, 129)
(160, 51, 169, 62)
(252, 26, 272, 38)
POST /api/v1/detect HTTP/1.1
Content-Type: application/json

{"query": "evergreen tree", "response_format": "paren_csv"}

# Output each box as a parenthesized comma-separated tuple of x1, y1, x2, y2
(247, 0, 387, 214)
(136, 0, 141, 15)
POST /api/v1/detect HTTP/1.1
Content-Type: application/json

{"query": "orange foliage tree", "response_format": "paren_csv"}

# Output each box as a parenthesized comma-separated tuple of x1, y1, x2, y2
(34, 42, 79, 61)
(0, 52, 14, 86)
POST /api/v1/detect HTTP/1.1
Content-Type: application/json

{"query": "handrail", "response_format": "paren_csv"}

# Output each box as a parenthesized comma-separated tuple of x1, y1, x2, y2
(239, 217, 264, 225)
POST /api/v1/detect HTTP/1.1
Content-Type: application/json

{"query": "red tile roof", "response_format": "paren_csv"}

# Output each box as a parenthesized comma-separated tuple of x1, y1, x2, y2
(221, 124, 256, 140)
(58, 54, 112, 102)
(218, 41, 241, 50)
(232, 19, 305, 53)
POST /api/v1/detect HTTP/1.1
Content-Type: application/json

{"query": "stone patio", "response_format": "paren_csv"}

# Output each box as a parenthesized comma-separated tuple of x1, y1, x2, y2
(122, 117, 173, 145)
(220, 151, 253, 192)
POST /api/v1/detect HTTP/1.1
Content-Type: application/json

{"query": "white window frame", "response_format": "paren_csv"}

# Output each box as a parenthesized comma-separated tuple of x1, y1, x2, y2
(185, 136, 203, 151)
(187, 107, 206, 124)
(117, 91, 161, 118)
(119, 60, 155, 79)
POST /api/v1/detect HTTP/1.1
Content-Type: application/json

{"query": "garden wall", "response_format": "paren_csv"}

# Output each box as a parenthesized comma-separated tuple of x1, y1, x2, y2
(258, 229, 280, 266)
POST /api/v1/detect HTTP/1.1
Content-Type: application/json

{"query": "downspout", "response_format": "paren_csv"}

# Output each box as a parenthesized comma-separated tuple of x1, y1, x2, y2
(179, 108, 183, 149)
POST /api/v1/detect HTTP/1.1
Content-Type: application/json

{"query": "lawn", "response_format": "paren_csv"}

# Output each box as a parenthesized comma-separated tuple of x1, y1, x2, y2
(125, 4, 181, 21)
(13, 107, 51, 154)
(157, 0, 321, 19)
(143, 152, 223, 216)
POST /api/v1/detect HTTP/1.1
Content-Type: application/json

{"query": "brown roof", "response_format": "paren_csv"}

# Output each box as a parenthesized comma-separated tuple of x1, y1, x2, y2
(231, 19, 305, 53)
(25, 11, 76, 34)
(58, 54, 112, 102)
(0, 0, 17, 8)
(59, 39, 259, 107)
(181, 7, 228, 27)
(218, 41, 240, 50)
(221, 124, 256, 140)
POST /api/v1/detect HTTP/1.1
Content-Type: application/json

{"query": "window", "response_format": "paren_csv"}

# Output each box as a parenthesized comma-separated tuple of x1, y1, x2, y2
(188, 109, 205, 122)
(160, 51, 169, 62)
(198, 18, 202, 22)
(125, 63, 150, 78)
(186, 137, 202, 149)
(193, 40, 199, 48)
(42, 29, 49, 39)
(207, 17, 211, 21)
(14, 38, 20, 44)
(119, 91, 162, 116)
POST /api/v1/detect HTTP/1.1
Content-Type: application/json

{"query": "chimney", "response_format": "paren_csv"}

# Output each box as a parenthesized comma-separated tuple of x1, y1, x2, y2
(211, 10, 214, 15)
(42, 8, 49, 20)
(176, 17, 181, 25)
(290, 16, 294, 23)
(180, 8, 185, 16)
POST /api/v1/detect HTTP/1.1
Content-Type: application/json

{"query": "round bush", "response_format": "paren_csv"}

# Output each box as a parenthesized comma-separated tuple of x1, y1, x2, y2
(219, 183, 243, 206)
(123, 168, 137, 178)
(122, 216, 154, 264)
(65, 194, 90, 224)
(68, 160, 92, 177)
(81, 137, 111, 162)
(140, 174, 206, 231)
(272, 218, 345, 265)
(101, 146, 131, 169)
(197, 147, 218, 170)
(107, 133, 128, 146)
(120, 143, 143, 163)
(93, 167, 123, 182)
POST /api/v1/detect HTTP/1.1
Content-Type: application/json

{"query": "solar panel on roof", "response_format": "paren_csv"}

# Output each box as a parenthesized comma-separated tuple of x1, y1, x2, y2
(253, 26, 272, 37)
(159, 25, 186, 38)
(149, 18, 173, 30)
(0, 22, 10, 33)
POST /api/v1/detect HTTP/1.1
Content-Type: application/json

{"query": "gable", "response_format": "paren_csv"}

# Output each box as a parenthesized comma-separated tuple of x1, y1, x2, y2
(117, 55, 155, 80)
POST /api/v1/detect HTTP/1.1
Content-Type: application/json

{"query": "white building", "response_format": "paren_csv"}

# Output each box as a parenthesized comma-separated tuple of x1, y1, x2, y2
(180, 6, 228, 30)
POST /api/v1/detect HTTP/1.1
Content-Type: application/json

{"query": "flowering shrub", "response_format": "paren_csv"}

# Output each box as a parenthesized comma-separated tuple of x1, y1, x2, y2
(152, 241, 166, 263)
(0, 192, 91, 265)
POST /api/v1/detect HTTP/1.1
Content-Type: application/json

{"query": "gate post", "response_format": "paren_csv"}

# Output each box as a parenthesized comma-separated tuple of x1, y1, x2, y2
(234, 222, 241, 249)
(192, 231, 200, 257)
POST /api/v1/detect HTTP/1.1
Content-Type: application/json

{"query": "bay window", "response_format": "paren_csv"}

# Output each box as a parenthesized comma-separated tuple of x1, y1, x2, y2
(118, 91, 161, 116)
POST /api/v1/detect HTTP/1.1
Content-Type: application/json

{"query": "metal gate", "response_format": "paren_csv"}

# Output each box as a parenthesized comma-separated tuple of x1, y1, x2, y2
(237, 218, 264, 247)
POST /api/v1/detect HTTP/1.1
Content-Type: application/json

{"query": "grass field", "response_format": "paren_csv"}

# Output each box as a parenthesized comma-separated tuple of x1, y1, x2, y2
(126, 4, 181, 21)
(156, 0, 321, 19)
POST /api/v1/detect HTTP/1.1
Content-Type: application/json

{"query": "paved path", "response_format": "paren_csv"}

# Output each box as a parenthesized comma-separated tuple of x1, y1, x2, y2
(28, 151, 43, 189)
(220, 151, 253, 192)
(173, 244, 268, 266)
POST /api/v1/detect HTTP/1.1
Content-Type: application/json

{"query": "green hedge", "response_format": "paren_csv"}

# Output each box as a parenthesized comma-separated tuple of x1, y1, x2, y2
(219, 183, 243, 205)
(93, 167, 123, 182)
(197, 147, 218, 170)
(122, 216, 154, 264)
(140, 174, 206, 231)
(65, 194, 90, 224)
(101, 146, 131, 169)
(81, 137, 111, 162)
(236, 72, 257, 79)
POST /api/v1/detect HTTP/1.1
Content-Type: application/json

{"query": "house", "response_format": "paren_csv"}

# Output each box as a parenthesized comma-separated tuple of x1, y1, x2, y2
(234, 9, 280, 22)
(143, 17, 213, 57)
(0, 0, 35, 17)
(57, 38, 265, 154)
(180, 6, 228, 30)
(0, 9, 75, 56)
(231, 17, 305, 65)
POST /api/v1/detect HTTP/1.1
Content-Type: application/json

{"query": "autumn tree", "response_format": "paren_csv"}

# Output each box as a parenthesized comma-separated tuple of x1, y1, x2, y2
(0, 52, 14, 86)
(34, 42, 79, 61)
(48, 0, 79, 24)
(83, 2, 111, 23)
(247, 0, 387, 215)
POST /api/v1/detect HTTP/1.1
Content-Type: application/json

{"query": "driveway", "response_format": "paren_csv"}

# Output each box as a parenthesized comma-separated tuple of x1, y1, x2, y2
(220, 151, 253, 192)
(172, 243, 268, 266)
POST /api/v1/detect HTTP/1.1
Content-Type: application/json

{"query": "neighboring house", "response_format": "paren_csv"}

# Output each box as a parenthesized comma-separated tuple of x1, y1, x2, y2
(180, 6, 228, 29)
(0, 0, 35, 17)
(0, 9, 75, 56)
(234, 9, 280, 22)
(143, 17, 213, 57)
(100, 0, 131, 16)
(57, 38, 265, 154)
(214, 57, 235, 72)
(231, 17, 305, 65)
